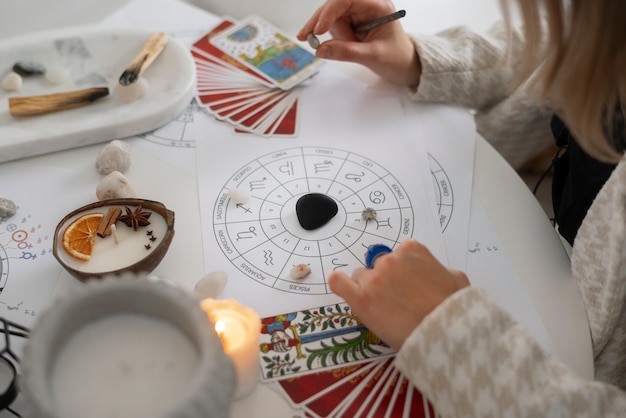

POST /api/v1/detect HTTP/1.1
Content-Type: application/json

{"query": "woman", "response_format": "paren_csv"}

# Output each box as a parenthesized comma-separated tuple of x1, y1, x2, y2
(297, 0, 626, 415)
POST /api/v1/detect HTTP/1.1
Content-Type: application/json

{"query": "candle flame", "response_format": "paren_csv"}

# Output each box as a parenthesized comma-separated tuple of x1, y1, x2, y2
(215, 320, 226, 336)
(215, 320, 229, 352)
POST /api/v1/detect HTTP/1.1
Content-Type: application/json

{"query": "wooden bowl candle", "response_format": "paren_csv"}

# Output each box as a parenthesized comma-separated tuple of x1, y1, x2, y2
(53, 198, 174, 281)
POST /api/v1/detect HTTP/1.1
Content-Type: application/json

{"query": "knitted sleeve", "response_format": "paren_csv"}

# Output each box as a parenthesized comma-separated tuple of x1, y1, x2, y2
(406, 23, 554, 169)
(394, 287, 626, 417)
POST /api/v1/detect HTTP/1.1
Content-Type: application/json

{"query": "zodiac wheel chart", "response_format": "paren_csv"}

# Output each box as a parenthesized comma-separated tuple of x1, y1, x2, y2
(212, 146, 454, 296)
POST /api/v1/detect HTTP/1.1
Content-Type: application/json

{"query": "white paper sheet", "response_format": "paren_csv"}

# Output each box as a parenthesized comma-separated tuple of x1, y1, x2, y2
(194, 67, 445, 317)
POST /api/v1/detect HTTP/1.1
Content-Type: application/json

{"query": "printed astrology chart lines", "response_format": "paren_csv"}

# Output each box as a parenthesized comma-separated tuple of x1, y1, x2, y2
(212, 146, 418, 296)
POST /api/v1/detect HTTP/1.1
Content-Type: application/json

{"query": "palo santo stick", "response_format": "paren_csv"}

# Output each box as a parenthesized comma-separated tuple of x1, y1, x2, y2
(8, 87, 110, 116)
(119, 32, 168, 86)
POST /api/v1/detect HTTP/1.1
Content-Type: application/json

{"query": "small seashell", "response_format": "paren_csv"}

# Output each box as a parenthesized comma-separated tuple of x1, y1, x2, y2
(95, 140, 131, 175)
(289, 264, 311, 280)
(361, 207, 377, 221)
(95, 171, 136, 200)
(113, 77, 149, 103)
(0, 198, 17, 220)
(194, 270, 229, 299)
(12, 61, 46, 76)
(306, 33, 320, 49)
(2, 72, 22, 91)
(45, 68, 70, 85)
(228, 188, 250, 204)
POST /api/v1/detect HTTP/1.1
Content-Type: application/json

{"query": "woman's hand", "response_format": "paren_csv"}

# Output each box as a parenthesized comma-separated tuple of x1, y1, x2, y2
(296, 0, 422, 87)
(328, 239, 470, 350)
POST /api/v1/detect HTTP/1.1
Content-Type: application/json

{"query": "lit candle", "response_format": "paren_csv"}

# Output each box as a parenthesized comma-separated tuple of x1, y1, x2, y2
(20, 277, 236, 418)
(50, 313, 198, 418)
(201, 298, 260, 399)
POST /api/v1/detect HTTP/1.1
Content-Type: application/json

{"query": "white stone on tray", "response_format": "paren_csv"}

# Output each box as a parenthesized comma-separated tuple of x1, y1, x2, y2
(45, 68, 70, 85)
(113, 77, 149, 103)
(2, 72, 22, 91)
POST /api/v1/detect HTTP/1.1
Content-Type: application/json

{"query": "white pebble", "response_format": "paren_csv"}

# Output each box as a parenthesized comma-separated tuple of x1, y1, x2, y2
(228, 188, 250, 204)
(45, 68, 70, 85)
(95, 170, 136, 200)
(95, 140, 131, 175)
(194, 270, 228, 299)
(289, 264, 311, 280)
(113, 77, 149, 103)
(306, 33, 320, 49)
(2, 72, 22, 91)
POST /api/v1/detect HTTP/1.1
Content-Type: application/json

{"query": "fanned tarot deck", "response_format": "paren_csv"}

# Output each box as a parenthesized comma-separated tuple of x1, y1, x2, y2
(257, 301, 439, 417)
(191, 16, 324, 137)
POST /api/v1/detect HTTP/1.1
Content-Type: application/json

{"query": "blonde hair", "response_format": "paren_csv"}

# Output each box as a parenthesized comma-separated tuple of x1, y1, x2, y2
(503, 0, 626, 162)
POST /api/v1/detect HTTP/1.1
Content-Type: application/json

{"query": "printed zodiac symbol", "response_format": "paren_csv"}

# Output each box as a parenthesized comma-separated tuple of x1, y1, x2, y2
(331, 258, 349, 270)
(375, 218, 392, 229)
(314, 160, 333, 173)
(279, 161, 294, 176)
(345, 172, 365, 182)
(249, 178, 267, 191)
(236, 227, 257, 240)
(263, 250, 274, 265)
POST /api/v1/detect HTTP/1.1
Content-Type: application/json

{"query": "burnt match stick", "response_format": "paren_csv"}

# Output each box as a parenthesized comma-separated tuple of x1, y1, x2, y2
(8, 87, 110, 116)
(119, 32, 168, 86)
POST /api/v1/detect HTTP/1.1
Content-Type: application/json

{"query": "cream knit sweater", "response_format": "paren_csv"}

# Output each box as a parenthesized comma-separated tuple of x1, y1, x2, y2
(394, 24, 626, 416)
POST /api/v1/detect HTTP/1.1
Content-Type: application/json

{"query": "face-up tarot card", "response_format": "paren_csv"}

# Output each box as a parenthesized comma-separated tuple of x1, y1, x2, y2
(209, 15, 324, 90)
(258, 302, 396, 382)
(192, 17, 307, 137)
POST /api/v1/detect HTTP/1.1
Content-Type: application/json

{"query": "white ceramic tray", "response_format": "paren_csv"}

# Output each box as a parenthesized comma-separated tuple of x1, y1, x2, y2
(0, 27, 195, 163)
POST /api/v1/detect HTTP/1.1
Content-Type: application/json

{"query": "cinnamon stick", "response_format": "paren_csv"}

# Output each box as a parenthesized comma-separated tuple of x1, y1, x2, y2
(96, 207, 122, 238)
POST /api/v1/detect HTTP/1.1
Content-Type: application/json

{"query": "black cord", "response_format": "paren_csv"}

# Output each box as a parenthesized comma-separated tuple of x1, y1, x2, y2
(0, 318, 29, 415)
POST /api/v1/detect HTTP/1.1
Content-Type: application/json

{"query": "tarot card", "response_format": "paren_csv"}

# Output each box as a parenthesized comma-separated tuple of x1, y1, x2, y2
(367, 367, 402, 418)
(383, 376, 409, 418)
(192, 18, 277, 87)
(330, 357, 396, 417)
(304, 358, 394, 418)
(234, 89, 299, 136)
(258, 302, 396, 382)
(273, 359, 380, 409)
(210, 15, 324, 90)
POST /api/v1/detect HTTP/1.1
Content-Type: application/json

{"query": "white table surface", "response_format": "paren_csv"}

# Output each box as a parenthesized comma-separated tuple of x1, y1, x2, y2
(0, 0, 593, 416)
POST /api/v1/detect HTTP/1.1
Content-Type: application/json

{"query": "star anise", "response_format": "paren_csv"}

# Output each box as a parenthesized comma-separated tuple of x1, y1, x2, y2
(118, 205, 152, 231)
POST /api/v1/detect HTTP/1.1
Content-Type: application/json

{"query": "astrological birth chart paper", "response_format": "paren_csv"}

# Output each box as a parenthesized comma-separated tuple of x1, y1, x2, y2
(195, 67, 446, 317)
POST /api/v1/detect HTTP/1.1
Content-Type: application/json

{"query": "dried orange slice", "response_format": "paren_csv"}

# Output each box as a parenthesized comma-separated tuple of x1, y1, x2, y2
(62, 212, 104, 261)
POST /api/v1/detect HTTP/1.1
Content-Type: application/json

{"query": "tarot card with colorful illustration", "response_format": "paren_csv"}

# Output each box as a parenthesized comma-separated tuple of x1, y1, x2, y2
(210, 15, 324, 90)
(192, 17, 304, 137)
(192, 17, 276, 87)
(258, 302, 396, 382)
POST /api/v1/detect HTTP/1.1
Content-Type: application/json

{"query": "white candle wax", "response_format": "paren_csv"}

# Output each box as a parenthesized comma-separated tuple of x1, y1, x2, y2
(201, 299, 260, 399)
(51, 312, 198, 418)
(60, 206, 168, 273)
